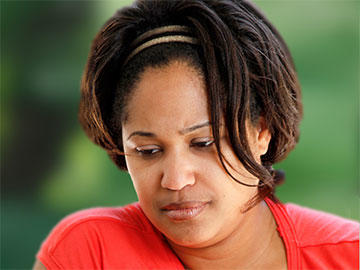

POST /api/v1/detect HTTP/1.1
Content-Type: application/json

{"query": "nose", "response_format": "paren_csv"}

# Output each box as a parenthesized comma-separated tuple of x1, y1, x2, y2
(161, 150, 196, 191)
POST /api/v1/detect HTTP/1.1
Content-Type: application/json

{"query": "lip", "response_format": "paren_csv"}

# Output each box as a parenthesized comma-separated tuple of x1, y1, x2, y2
(160, 201, 209, 221)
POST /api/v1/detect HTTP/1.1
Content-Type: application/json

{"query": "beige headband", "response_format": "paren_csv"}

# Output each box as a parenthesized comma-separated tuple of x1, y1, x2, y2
(124, 25, 199, 65)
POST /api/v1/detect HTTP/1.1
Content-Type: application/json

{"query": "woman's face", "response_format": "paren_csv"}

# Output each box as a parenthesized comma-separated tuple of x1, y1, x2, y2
(121, 60, 270, 248)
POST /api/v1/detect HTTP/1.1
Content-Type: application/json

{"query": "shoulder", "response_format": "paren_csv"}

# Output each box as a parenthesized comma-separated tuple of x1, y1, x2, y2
(283, 203, 359, 269)
(36, 203, 178, 269)
(41, 202, 153, 250)
(284, 203, 359, 269)
(52, 202, 152, 235)
(284, 203, 359, 247)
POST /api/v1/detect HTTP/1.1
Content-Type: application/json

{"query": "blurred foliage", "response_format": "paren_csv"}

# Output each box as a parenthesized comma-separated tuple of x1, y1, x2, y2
(260, 1, 359, 218)
(1, 0, 359, 269)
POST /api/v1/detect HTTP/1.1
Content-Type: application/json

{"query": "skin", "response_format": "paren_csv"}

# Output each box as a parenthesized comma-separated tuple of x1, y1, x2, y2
(122, 60, 287, 269)
(33, 59, 286, 270)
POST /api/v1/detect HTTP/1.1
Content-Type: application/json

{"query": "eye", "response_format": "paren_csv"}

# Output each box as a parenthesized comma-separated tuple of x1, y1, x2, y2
(135, 145, 162, 157)
(190, 137, 215, 149)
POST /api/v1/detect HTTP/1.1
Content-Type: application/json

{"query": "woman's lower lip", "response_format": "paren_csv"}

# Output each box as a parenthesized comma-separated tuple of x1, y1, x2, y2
(162, 203, 208, 221)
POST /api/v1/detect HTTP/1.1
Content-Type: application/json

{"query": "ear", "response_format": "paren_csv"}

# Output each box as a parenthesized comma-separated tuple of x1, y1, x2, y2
(255, 117, 271, 156)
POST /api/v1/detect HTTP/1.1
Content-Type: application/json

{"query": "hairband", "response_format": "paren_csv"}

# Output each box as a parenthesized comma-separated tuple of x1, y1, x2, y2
(123, 25, 199, 65)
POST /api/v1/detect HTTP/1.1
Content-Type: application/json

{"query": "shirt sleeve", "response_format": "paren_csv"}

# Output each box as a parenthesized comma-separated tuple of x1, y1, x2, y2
(37, 220, 104, 269)
(36, 205, 185, 270)
(300, 241, 359, 270)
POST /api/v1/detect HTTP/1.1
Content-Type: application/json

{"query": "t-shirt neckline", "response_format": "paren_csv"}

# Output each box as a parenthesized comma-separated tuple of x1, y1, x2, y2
(264, 197, 300, 270)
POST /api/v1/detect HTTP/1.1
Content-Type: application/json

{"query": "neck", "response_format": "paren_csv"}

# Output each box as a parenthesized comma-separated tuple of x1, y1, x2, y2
(168, 200, 286, 270)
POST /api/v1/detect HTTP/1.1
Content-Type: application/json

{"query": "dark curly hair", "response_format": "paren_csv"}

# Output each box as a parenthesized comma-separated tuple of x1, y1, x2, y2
(79, 0, 302, 208)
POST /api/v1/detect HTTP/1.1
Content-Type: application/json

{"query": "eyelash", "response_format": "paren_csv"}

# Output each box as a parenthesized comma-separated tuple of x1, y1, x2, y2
(135, 148, 162, 156)
(134, 139, 215, 157)
(190, 140, 215, 148)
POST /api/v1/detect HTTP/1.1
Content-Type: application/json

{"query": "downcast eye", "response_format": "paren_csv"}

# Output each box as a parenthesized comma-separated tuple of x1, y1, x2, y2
(135, 146, 162, 156)
(190, 138, 215, 148)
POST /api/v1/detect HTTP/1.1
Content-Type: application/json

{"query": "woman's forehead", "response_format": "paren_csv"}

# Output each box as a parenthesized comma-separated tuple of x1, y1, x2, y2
(121, 61, 210, 133)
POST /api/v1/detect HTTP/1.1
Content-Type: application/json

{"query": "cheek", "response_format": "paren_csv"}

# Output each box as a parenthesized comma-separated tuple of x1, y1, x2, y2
(196, 151, 257, 199)
(216, 145, 259, 186)
(129, 175, 154, 208)
(126, 159, 159, 200)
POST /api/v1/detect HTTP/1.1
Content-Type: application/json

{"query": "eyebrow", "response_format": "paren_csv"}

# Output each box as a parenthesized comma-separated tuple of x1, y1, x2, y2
(126, 121, 211, 141)
(127, 131, 155, 141)
(179, 121, 211, 135)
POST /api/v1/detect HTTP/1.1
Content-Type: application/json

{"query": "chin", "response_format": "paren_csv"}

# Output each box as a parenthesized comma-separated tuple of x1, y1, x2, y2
(161, 222, 218, 248)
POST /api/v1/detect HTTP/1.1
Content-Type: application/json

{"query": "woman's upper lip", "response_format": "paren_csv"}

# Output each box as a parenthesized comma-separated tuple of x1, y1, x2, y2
(161, 201, 209, 211)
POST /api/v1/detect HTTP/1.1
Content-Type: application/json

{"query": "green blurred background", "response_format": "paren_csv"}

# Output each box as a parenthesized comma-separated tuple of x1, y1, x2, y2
(1, 0, 359, 268)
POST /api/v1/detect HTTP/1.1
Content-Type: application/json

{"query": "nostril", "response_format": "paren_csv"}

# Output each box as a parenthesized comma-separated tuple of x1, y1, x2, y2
(161, 171, 196, 191)
(161, 152, 196, 190)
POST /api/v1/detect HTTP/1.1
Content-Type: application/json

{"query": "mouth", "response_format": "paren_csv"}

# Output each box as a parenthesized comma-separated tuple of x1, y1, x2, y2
(160, 201, 209, 221)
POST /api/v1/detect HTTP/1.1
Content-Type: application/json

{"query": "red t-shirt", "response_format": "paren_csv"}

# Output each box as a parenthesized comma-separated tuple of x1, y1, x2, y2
(37, 198, 359, 269)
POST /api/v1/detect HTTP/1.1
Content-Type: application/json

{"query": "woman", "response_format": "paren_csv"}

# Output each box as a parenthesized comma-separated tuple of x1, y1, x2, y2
(34, 0, 359, 269)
